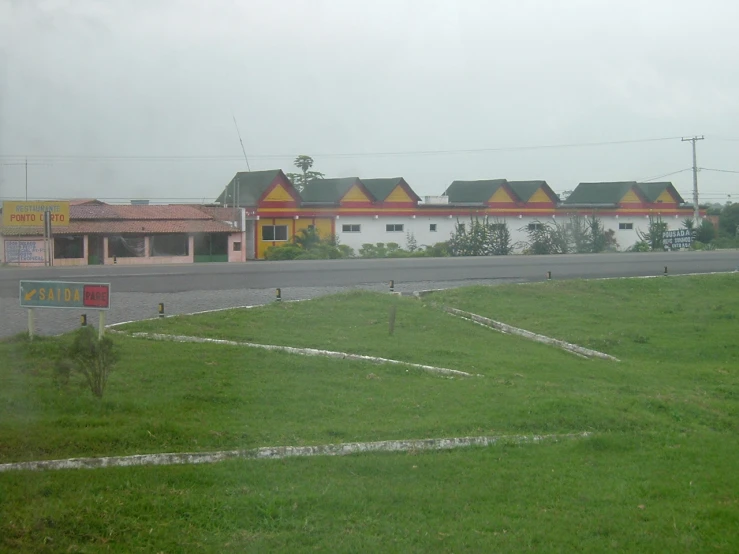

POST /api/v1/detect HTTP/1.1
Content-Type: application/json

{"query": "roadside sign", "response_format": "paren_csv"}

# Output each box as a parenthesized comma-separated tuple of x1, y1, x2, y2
(19, 281, 111, 310)
(2, 201, 70, 227)
(663, 229, 693, 250)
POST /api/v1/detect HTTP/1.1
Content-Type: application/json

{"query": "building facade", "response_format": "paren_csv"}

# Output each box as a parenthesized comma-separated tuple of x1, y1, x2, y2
(0, 200, 245, 266)
(216, 170, 700, 257)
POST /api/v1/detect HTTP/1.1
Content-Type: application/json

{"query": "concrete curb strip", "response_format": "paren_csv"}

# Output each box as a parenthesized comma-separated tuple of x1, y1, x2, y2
(0, 433, 590, 472)
(115, 331, 479, 377)
(443, 307, 620, 361)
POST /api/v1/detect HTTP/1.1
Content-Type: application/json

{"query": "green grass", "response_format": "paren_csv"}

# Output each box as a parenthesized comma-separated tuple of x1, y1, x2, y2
(2, 436, 738, 552)
(430, 274, 739, 364)
(123, 290, 584, 375)
(2, 276, 739, 552)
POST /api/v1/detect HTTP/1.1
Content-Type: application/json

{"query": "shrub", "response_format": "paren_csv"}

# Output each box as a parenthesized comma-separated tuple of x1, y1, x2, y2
(58, 327, 119, 398)
(264, 245, 303, 260)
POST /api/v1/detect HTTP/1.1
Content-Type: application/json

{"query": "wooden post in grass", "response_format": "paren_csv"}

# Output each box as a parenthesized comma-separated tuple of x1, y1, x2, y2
(98, 311, 106, 339)
(389, 304, 397, 336)
(27, 309, 35, 341)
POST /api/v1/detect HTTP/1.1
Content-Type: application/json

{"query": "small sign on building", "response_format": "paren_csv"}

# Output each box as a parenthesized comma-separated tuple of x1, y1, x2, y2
(3, 240, 46, 264)
(663, 229, 693, 250)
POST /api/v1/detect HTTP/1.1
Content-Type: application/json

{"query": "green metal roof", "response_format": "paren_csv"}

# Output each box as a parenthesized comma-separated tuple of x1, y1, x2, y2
(507, 180, 557, 202)
(300, 178, 371, 203)
(360, 178, 420, 202)
(215, 169, 284, 206)
(443, 179, 509, 204)
(563, 182, 637, 205)
(636, 182, 684, 204)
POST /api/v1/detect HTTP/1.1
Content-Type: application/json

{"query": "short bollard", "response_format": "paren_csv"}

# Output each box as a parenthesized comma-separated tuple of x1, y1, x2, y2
(389, 280, 395, 293)
(80, 314, 87, 327)
(547, 271, 552, 280)
(664, 266, 668, 275)
(158, 303, 165, 318)
(113, 256, 117, 264)
(276, 288, 282, 302)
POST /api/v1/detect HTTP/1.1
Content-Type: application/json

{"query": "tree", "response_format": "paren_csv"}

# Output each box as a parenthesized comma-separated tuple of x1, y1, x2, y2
(448, 217, 512, 256)
(57, 327, 119, 398)
(637, 215, 667, 251)
(405, 232, 418, 252)
(286, 155, 325, 192)
(719, 203, 739, 237)
(489, 219, 513, 256)
(696, 219, 716, 243)
(569, 215, 591, 253)
(587, 215, 608, 253)
(522, 220, 569, 255)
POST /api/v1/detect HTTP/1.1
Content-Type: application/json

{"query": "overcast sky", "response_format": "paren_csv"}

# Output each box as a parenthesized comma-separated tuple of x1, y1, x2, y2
(1, 0, 738, 204)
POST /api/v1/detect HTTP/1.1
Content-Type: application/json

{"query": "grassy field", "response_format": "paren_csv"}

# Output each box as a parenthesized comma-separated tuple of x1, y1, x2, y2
(1, 275, 738, 552)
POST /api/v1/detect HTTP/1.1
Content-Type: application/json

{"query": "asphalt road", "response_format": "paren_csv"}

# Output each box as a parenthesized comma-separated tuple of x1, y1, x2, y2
(1, 251, 736, 337)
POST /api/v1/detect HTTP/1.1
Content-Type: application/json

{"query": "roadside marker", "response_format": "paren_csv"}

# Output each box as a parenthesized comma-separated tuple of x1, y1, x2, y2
(158, 303, 165, 318)
(80, 314, 87, 327)
(389, 280, 395, 293)
(276, 288, 282, 302)
(547, 271, 552, 280)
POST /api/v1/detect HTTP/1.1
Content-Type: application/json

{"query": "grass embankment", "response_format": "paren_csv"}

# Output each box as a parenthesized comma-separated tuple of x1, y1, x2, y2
(1, 276, 738, 552)
(0, 292, 594, 463)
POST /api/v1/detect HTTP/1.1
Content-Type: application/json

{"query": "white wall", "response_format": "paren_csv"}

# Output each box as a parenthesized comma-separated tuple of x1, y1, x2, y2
(600, 215, 686, 251)
(334, 214, 690, 254)
(336, 215, 544, 253)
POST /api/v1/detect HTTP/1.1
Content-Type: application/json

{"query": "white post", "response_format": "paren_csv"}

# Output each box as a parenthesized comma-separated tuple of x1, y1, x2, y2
(98, 311, 106, 339)
(27, 309, 35, 340)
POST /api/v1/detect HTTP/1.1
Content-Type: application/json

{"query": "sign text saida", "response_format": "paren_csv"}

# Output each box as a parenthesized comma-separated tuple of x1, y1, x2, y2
(19, 281, 111, 310)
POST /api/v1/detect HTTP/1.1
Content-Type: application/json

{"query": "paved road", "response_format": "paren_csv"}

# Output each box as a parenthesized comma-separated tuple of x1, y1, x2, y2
(1, 251, 736, 337)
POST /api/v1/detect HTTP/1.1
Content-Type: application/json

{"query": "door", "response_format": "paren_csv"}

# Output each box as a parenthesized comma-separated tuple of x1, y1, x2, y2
(88, 236, 104, 265)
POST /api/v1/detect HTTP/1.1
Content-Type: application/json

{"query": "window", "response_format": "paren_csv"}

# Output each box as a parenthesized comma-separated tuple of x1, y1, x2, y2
(150, 234, 189, 256)
(528, 223, 544, 231)
(386, 224, 404, 232)
(54, 236, 84, 259)
(342, 224, 361, 233)
(262, 225, 289, 241)
(490, 223, 506, 231)
(619, 223, 634, 230)
(233, 242, 242, 251)
(109, 235, 145, 258)
(429, 224, 437, 232)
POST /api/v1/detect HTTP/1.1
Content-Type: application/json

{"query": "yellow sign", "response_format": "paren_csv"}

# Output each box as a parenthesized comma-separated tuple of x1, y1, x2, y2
(2, 201, 70, 227)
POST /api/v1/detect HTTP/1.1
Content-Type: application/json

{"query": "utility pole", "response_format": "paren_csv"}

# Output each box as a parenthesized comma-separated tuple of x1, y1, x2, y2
(681, 136, 704, 224)
(25, 157, 28, 201)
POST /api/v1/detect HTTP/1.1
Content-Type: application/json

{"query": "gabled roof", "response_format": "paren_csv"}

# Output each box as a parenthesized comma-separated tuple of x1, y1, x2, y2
(563, 182, 638, 205)
(443, 179, 510, 204)
(300, 178, 374, 204)
(507, 180, 559, 203)
(215, 169, 284, 206)
(636, 182, 684, 204)
(361, 178, 421, 202)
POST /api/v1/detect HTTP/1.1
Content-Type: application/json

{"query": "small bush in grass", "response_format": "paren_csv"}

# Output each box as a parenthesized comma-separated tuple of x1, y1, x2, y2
(58, 327, 119, 398)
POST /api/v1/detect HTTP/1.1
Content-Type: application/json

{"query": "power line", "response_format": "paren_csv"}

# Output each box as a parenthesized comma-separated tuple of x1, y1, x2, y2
(700, 167, 739, 174)
(635, 168, 692, 182)
(0, 135, 687, 163)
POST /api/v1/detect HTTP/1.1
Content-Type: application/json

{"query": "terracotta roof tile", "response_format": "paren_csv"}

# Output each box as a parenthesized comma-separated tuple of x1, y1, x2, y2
(112, 204, 212, 220)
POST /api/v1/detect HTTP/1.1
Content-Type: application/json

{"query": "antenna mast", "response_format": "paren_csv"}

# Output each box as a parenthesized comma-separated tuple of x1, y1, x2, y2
(232, 115, 252, 172)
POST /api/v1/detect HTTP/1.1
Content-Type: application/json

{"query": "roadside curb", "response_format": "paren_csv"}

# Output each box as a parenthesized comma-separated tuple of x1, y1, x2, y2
(0, 432, 590, 472)
(443, 306, 620, 361)
(114, 331, 480, 378)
